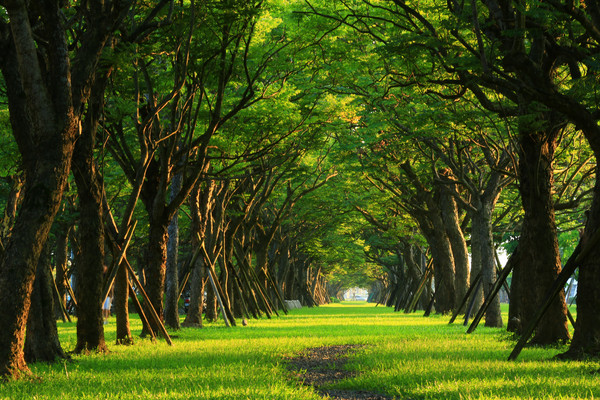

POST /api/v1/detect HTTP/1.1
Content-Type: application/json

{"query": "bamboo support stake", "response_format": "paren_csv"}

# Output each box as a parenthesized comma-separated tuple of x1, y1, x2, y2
(128, 278, 156, 342)
(463, 278, 482, 326)
(52, 273, 71, 323)
(122, 257, 173, 345)
(467, 261, 514, 334)
(65, 277, 78, 309)
(102, 220, 137, 304)
(200, 241, 236, 326)
(264, 266, 288, 314)
(234, 245, 275, 317)
(406, 258, 433, 313)
(206, 264, 230, 327)
(104, 222, 172, 345)
(448, 271, 481, 324)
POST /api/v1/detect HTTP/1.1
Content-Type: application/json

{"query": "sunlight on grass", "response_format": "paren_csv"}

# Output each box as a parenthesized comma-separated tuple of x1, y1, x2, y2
(0, 302, 597, 399)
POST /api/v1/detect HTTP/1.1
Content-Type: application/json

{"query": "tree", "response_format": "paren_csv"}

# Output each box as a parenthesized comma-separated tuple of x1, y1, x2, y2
(303, 0, 571, 341)
(0, 1, 133, 378)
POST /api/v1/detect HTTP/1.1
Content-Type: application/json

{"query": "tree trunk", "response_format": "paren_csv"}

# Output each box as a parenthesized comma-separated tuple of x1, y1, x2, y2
(471, 205, 502, 327)
(114, 263, 133, 344)
(54, 223, 71, 320)
(418, 212, 456, 314)
(164, 172, 182, 330)
(143, 221, 169, 334)
(183, 261, 207, 327)
(72, 75, 108, 354)
(24, 244, 68, 363)
(205, 281, 218, 322)
(0, 19, 79, 375)
(509, 117, 569, 344)
(437, 179, 470, 309)
(0, 174, 23, 246)
(562, 160, 600, 357)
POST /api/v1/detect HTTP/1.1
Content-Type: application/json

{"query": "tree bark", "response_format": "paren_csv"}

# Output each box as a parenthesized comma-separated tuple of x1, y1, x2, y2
(54, 223, 71, 320)
(24, 244, 68, 363)
(471, 204, 502, 327)
(183, 260, 207, 327)
(71, 75, 108, 354)
(416, 211, 456, 314)
(164, 171, 182, 330)
(0, 174, 23, 247)
(437, 175, 470, 309)
(0, 5, 79, 376)
(508, 115, 569, 343)
(114, 262, 133, 344)
(143, 221, 169, 334)
(563, 160, 600, 357)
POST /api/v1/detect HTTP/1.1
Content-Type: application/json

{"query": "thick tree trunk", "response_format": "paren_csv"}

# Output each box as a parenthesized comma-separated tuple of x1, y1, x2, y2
(24, 245, 68, 363)
(0, 42, 78, 378)
(471, 205, 502, 327)
(72, 79, 108, 354)
(437, 180, 470, 309)
(183, 261, 206, 327)
(509, 119, 569, 344)
(429, 232, 456, 314)
(419, 211, 456, 314)
(563, 160, 600, 357)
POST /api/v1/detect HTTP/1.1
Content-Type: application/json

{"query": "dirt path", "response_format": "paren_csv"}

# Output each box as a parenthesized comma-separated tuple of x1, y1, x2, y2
(285, 344, 395, 400)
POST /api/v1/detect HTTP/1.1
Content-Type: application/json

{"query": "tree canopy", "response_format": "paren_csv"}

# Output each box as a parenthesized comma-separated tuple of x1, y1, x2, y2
(0, 0, 599, 379)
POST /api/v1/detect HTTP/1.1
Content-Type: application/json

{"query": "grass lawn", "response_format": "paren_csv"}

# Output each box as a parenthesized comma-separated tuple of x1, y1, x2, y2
(1, 302, 597, 399)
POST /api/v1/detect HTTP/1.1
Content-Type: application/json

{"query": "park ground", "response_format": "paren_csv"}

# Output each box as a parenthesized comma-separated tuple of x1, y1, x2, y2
(0, 303, 597, 399)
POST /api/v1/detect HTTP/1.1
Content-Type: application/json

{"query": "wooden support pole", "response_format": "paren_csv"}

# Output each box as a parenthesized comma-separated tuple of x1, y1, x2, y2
(449, 271, 482, 324)
(234, 244, 275, 317)
(104, 222, 172, 345)
(507, 228, 600, 360)
(65, 277, 78, 309)
(122, 257, 173, 346)
(464, 278, 482, 326)
(406, 258, 433, 313)
(467, 260, 514, 334)
(264, 266, 288, 314)
(248, 263, 279, 316)
(424, 277, 441, 317)
(52, 273, 71, 323)
(235, 265, 263, 318)
(127, 278, 156, 342)
(200, 242, 236, 327)
(232, 274, 252, 320)
(177, 241, 218, 301)
(494, 248, 511, 299)
(102, 221, 137, 305)
(206, 265, 230, 327)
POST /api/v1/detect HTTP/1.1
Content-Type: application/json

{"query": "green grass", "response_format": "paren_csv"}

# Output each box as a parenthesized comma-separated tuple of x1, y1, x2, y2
(0, 302, 597, 399)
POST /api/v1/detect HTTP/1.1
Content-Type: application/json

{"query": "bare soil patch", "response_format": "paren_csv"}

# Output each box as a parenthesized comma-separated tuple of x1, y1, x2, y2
(285, 344, 395, 400)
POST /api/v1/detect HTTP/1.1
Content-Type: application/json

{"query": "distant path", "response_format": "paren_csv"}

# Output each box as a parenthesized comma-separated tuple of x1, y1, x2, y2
(286, 344, 395, 400)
